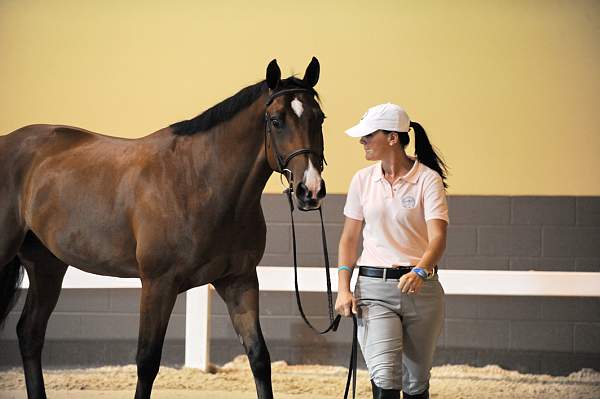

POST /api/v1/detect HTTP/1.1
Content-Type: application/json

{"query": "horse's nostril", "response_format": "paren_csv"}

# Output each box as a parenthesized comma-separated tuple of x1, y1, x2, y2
(317, 180, 326, 199)
(296, 182, 310, 200)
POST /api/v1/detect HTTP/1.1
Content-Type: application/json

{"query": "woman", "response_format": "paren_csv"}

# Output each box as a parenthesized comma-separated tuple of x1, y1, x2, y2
(335, 103, 449, 399)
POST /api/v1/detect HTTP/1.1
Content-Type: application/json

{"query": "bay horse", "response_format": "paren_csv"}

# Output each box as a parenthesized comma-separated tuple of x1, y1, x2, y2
(0, 57, 327, 399)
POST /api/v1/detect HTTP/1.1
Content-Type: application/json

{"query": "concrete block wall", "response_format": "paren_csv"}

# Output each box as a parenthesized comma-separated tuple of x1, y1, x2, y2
(1, 195, 599, 375)
(0, 289, 187, 367)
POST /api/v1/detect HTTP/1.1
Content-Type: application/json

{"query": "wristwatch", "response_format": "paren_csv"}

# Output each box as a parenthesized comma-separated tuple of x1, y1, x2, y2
(412, 267, 435, 280)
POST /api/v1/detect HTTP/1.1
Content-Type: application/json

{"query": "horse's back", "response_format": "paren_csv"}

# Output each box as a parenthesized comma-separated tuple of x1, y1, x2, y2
(2, 124, 97, 165)
(2, 123, 140, 183)
(2, 123, 105, 154)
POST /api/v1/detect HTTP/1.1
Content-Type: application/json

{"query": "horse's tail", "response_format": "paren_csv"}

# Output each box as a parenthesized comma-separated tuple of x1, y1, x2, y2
(0, 257, 23, 329)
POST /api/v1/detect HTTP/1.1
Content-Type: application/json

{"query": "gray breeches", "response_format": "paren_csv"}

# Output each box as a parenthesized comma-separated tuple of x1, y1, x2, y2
(355, 274, 444, 394)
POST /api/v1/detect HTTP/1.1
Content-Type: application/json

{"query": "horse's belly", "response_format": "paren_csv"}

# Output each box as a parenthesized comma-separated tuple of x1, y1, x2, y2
(57, 249, 139, 278)
(67, 259, 139, 278)
(33, 223, 140, 278)
(178, 248, 264, 292)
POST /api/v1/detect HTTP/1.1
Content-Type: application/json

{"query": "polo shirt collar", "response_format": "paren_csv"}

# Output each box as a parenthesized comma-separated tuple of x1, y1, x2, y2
(372, 157, 421, 184)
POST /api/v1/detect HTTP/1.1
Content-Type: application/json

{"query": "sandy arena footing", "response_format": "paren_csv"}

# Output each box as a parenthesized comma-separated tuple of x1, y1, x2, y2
(1, 356, 599, 399)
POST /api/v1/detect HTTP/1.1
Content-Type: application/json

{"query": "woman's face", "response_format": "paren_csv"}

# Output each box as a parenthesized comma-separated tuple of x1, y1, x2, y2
(359, 130, 391, 161)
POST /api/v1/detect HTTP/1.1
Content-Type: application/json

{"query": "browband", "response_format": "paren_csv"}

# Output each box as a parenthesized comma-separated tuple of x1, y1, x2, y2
(266, 88, 313, 106)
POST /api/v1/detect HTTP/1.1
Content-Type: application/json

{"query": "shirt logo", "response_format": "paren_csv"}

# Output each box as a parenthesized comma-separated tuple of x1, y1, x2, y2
(401, 196, 416, 208)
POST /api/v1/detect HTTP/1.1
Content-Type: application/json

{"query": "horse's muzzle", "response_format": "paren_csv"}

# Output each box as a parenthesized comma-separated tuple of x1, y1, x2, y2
(296, 180, 326, 210)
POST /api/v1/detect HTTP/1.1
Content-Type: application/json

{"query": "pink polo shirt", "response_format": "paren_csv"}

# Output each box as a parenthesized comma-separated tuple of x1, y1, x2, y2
(343, 159, 449, 268)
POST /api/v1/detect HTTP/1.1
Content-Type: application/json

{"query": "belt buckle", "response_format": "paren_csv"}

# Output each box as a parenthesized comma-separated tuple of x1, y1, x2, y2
(383, 268, 387, 282)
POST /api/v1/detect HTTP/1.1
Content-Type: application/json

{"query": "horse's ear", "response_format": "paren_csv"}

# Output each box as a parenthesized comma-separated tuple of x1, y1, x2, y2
(302, 56, 320, 88)
(266, 59, 281, 90)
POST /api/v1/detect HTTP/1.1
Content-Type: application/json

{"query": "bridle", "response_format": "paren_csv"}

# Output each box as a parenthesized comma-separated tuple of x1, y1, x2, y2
(264, 87, 325, 180)
(264, 87, 358, 399)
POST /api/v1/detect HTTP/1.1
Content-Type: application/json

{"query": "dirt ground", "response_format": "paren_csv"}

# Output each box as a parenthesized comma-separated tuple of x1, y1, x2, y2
(1, 355, 599, 399)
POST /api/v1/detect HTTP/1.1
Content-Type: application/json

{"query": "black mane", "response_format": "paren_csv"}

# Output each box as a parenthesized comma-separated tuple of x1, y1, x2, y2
(170, 77, 319, 136)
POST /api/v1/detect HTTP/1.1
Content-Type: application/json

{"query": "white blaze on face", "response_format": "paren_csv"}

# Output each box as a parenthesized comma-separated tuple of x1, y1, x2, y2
(291, 97, 303, 118)
(303, 159, 322, 197)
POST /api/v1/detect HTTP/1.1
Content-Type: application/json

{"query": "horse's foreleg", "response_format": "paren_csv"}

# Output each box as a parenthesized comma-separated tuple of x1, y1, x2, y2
(17, 237, 68, 399)
(134, 277, 177, 399)
(214, 273, 273, 399)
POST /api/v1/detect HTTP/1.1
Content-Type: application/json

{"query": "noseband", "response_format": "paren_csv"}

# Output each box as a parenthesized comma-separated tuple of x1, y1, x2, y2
(264, 88, 325, 178)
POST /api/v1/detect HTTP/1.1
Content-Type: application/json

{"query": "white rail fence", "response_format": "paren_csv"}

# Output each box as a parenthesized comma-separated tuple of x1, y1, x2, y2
(21, 267, 600, 371)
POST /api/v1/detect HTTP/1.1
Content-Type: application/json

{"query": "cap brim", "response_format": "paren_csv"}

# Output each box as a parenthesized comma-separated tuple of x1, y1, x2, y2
(345, 122, 378, 137)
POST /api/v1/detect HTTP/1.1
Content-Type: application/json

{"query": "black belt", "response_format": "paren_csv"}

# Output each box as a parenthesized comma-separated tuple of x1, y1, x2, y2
(358, 265, 438, 280)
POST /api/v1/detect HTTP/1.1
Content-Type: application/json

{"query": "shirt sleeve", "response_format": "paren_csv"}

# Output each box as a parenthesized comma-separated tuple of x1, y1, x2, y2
(423, 172, 449, 223)
(343, 172, 364, 221)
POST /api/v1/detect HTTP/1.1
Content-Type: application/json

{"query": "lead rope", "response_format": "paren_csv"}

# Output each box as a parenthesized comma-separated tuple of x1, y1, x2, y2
(284, 187, 358, 399)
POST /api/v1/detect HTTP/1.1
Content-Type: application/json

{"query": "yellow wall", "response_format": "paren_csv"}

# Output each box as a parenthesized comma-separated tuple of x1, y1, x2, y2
(1, 0, 599, 195)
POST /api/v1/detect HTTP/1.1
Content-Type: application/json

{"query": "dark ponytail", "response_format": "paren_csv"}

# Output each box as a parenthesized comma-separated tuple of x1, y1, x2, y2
(409, 121, 448, 188)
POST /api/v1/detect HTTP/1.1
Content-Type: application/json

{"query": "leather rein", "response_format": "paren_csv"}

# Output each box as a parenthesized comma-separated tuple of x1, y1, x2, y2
(264, 87, 358, 399)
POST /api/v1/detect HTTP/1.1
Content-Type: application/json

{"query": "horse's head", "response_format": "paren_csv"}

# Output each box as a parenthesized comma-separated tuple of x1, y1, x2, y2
(264, 57, 326, 211)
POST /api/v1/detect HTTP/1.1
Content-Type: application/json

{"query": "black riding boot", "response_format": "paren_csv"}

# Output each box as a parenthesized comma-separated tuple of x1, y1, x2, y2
(402, 388, 429, 399)
(371, 380, 400, 399)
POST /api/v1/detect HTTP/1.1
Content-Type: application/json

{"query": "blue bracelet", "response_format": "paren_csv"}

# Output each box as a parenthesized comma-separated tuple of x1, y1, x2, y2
(338, 266, 353, 273)
(412, 267, 429, 280)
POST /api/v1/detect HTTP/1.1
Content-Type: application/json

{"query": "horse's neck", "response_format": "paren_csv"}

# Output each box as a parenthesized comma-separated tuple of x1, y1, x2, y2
(187, 98, 272, 209)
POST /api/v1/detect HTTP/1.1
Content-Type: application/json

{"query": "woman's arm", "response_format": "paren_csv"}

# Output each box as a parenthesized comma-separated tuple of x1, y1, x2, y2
(398, 218, 447, 294)
(335, 217, 363, 316)
(416, 219, 447, 273)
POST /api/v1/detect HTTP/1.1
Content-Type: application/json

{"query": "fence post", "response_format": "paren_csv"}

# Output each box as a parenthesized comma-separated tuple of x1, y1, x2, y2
(185, 284, 212, 370)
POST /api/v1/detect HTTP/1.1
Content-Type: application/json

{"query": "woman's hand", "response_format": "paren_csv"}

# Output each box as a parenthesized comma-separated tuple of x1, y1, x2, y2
(335, 290, 357, 317)
(398, 272, 424, 294)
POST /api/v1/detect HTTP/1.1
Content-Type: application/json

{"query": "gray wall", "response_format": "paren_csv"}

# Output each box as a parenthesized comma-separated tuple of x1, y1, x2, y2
(1, 195, 599, 375)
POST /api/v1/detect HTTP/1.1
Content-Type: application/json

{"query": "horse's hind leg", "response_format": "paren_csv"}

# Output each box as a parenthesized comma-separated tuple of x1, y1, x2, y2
(17, 234, 67, 399)
(214, 272, 273, 399)
(134, 276, 178, 399)
(0, 220, 26, 325)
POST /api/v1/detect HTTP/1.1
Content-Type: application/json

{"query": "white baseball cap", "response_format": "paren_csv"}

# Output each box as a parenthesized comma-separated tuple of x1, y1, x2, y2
(345, 103, 410, 137)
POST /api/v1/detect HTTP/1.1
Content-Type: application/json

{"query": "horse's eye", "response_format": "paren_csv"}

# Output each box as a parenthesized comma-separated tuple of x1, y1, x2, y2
(271, 119, 282, 129)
